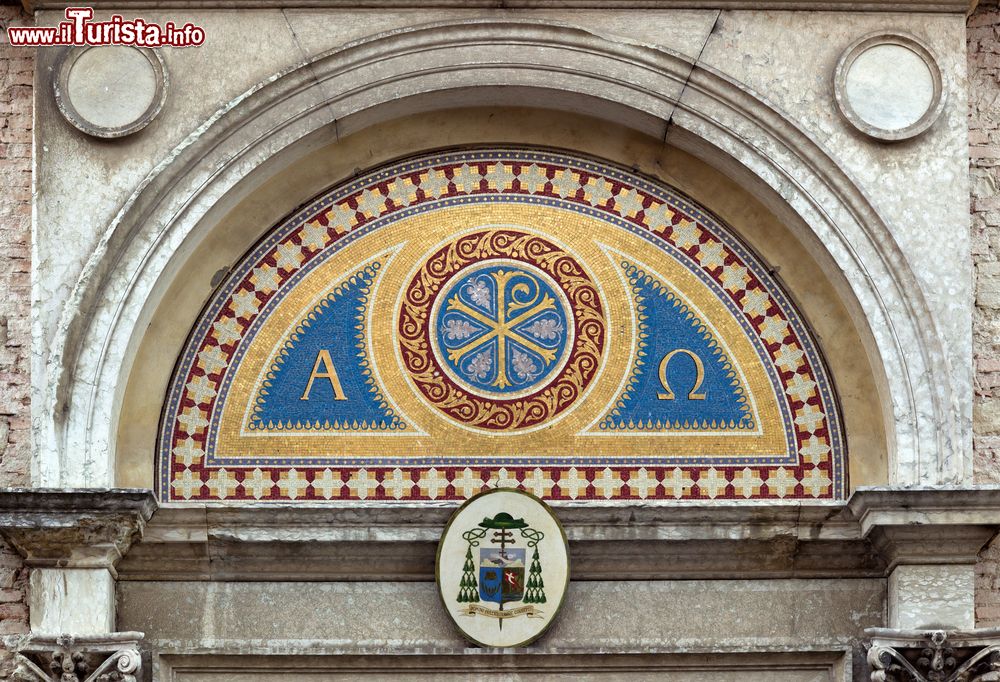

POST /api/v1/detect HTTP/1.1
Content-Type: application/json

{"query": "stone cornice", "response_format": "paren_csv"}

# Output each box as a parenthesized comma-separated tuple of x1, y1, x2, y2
(27, 0, 978, 12)
(849, 487, 1000, 570)
(1, 487, 995, 581)
(121, 499, 879, 581)
(0, 488, 157, 575)
(847, 487, 1000, 533)
(116, 487, 1000, 582)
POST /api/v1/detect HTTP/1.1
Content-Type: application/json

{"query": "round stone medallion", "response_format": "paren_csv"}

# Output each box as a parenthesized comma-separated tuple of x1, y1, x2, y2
(399, 228, 605, 432)
(53, 46, 167, 138)
(833, 32, 944, 142)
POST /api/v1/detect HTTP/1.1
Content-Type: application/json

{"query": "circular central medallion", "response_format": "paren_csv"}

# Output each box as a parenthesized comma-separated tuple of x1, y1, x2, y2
(432, 261, 573, 399)
(399, 229, 605, 431)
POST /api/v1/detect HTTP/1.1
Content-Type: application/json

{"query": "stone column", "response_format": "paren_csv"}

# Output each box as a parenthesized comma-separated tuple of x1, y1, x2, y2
(0, 489, 156, 681)
(875, 525, 992, 630)
(852, 489, 1000, 630)
(855, 490, 1000, 680)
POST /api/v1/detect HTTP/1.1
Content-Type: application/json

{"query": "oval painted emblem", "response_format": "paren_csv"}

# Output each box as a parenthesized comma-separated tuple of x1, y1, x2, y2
(436, 488, 570, 648)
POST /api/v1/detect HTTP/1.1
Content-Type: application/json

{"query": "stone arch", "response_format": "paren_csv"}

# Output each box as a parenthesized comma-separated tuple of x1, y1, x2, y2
(37, 19, 961, 489)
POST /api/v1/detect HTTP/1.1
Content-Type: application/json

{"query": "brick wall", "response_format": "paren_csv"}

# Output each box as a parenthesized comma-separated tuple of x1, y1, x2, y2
(971, 0, 1000, 628)
(0, 7, 31, 488)
(0, 3, 32, 647)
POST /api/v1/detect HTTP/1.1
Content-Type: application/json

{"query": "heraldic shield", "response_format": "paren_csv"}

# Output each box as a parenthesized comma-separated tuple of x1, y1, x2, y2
(479, 547, 525, 605)
(455, 510, 548, 632)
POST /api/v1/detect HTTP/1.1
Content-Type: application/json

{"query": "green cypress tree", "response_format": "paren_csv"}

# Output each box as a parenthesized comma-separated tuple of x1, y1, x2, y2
(525, 549, 546, 604)
(457, 546, 479, 603)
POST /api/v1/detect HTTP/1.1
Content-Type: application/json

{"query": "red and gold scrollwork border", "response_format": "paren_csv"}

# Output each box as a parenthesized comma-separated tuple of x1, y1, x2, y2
(398, 229, 605, 431)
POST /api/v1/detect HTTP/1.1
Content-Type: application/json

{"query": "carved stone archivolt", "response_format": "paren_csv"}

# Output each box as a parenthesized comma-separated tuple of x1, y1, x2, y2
(867, 629, 1000, 682)
(2, 634, 142, 682)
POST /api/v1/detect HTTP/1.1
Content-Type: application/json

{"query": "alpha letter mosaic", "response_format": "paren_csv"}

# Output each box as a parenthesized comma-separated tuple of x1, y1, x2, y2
(159, 148, 846, 502)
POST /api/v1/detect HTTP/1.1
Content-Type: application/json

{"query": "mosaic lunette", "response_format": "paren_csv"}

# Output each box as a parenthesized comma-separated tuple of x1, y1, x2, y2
(159, 149, 845, 501)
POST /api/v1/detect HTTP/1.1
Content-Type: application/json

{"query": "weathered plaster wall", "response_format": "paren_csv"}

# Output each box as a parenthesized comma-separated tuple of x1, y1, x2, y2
(0, 2, 33, 651)
(971, 0, 1000, 629)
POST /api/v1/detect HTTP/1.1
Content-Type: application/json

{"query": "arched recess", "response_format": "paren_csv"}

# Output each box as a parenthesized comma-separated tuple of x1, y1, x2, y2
(132, 134, 879, 499)
(38, 19, 961, 490)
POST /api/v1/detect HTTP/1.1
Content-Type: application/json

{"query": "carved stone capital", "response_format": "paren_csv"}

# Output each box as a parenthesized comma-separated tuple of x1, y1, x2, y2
(0, 490, 157, 574)
(1, 633, 143, 682)
(866, 628, 1000, 682)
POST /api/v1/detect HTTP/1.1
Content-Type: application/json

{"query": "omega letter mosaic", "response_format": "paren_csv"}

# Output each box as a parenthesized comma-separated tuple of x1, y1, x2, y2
(159, 148, 846, 502)
(436, 488, 570, 648)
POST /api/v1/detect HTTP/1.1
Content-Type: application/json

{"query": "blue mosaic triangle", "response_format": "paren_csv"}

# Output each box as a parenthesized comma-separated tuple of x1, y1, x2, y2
(249, 262, 406, 432)
(599, 262, 754, 432)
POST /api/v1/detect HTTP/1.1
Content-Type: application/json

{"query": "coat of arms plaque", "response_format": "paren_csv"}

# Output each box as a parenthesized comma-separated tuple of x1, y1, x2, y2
(436, 488, 570, 648)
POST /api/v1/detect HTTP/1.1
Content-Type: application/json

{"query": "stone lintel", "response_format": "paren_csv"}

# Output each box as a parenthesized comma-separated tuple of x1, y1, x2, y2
(151, 646, 854, 680)
(866, 628, 1000, 681)
(0, 489, 157, 574)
